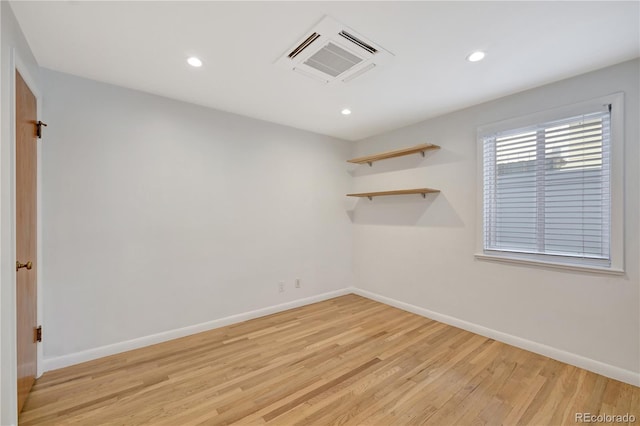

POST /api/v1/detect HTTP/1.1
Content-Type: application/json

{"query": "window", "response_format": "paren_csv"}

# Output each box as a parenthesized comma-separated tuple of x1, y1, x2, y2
(478, 94, 624, 272)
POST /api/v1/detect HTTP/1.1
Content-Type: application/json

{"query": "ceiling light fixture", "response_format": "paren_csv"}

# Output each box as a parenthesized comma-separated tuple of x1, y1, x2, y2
(187, 57, 203, 67)
(341, 108, 352, 115)
(466, 51, 486, 62)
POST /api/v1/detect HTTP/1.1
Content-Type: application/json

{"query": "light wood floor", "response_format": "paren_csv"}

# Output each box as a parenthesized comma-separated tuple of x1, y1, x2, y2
(20, 295, 639, 425)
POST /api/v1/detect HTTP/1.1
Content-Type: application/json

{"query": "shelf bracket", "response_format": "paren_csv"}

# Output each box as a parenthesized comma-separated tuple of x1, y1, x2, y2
(367, 161, 373, 167)
(421, 193, 426, 198)
(420, 150, 426, 157)
(367, 196, 373, 201)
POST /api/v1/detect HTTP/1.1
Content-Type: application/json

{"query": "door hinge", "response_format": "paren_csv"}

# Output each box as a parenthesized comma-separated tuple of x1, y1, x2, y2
(36, 121, 47, 139)
(34, 325, 42, 343)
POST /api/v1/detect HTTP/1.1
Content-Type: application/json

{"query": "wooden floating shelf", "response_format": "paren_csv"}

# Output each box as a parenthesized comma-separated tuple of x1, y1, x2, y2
(347, 188, 440, 200)
(348, 143, 440, 166)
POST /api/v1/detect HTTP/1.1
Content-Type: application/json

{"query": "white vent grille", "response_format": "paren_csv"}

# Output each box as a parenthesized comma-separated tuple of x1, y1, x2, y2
(275, 16, 393, 84)
(304, 42, 363, 77)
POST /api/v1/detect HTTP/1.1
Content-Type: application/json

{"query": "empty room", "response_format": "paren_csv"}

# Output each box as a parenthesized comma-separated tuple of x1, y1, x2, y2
(1, 1, 639, 425)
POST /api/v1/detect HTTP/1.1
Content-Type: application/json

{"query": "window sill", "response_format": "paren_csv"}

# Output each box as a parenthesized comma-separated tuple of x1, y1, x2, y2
(474, 253, 625, 276)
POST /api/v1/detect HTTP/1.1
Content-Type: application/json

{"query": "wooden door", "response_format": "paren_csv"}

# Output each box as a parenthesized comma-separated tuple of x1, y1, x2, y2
(16, 70, 38, 413)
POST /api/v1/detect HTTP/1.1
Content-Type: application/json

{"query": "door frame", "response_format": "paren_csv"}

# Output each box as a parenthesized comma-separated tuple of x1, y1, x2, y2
(3, 47, 44, 422)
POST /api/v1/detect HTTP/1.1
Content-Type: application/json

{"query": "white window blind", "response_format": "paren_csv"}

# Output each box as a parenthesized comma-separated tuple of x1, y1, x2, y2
(482, 106, 611, 266)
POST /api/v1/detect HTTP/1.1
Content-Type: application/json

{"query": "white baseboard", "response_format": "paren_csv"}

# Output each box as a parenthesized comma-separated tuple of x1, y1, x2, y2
(43, 286, 640, 387)
(43, 288, 350, 372)
(351, 287, 640, 387)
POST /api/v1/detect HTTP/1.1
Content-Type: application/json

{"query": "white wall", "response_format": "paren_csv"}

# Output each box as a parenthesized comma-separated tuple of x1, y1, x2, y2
(40, 69, 353, 363)
(352, 59, 640, 382)
(0, 2, 41, 425)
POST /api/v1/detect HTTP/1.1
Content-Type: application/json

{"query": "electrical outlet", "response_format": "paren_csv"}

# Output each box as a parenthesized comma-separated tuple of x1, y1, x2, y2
(295, 278, 301, 288)
(278, 281, 285, 293)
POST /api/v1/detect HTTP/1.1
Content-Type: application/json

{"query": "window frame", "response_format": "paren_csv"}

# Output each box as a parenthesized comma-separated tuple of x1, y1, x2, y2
(475, 93, 624, 274)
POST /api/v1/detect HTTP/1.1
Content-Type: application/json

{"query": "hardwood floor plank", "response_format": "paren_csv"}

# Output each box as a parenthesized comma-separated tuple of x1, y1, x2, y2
(20, 295, 640, 425)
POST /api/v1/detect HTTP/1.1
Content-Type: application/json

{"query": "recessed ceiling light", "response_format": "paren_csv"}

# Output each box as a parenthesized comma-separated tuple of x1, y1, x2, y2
(467, 51, 486, 62)
(187, 57, 203, 67)
(341, 108, 352, 116)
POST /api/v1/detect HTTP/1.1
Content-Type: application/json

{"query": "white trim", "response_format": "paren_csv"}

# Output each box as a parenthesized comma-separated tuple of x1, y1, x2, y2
(2, 48, 19, 426)
(43, 288, 350, 371)
(0, 3, 3, 417)
(14, 55, 41, 100)
(474, 253, 625, 276)
(40, 286, 640, 386)
(608, 92, 625, 273)
(476, 93, 625, 273)
(477, 94, 621, 137)
(351, 288, 640, 387)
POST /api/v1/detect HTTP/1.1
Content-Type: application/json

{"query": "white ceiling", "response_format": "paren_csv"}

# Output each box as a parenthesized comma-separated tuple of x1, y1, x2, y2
(10, 1, 640, 141)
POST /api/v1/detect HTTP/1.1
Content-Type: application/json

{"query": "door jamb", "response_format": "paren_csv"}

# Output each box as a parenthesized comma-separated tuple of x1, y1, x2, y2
(2, 45, 20, 426)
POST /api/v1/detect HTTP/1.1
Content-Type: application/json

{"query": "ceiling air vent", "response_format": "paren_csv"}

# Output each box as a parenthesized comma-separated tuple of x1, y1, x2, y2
(275, 16, 393, 84)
